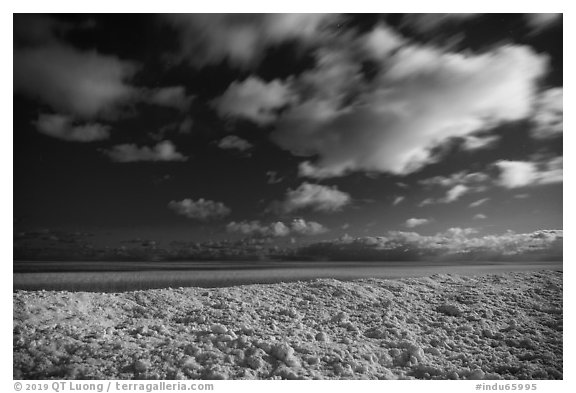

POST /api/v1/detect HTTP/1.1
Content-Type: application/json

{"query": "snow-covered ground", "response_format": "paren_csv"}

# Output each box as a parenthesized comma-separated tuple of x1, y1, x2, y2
(13, 270, 562, 380)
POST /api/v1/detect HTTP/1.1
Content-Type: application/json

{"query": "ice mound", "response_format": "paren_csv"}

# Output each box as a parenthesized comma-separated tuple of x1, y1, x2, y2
(436, 303, 463, 317)
(13, 270, 562, 380)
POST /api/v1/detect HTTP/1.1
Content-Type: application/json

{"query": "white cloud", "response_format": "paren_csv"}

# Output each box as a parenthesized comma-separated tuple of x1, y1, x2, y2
(469, 198, 490, 208)
(206, 22, 550, 179)
(14, 44, 137, 119)
(146, 86, 192, 111)
(444, 184, 469, 203)
(104, 141, 187, 162)
(266, 171, 283, 184)
(14, 17, 194, 126)
(444, 227, 479, 238)
(405, 218, 430, 228)
(419, 171, 488, 205)
(213, 77, 294, 125)
(226, 218, 326, 237)
(418, 198, 434, 207)
(268, 31, 547, 178)
(495, 156, 562, 188)
(272, 182, 351, 214)
(420, 171, 489, 188)
(495, 160, 536, 188)
(420, 156, 562, 193)
(35, 113, 110, 142)
(226, 221, 289, 237)
(165, 14, 335, 68)
(401, 14, 481, 34)
(392, 196, 405, 206)
(290, 218, 328, 236)
(473, 213, 487, 220)
(217, 135, 253, 152)
(525, 13, 562, 33)
(531, 156, 563, 185)
(419, 185, 470, 206)
(531, 87, 562, 139)
(460, 134, 500, 150)
(301, 228, 562, 260)
(168, 198, 231, 221)
(363, 24, 405, 58)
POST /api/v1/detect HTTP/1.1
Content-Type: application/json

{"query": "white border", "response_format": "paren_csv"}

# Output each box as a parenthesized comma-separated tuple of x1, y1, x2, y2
(3, 2, 573, 392)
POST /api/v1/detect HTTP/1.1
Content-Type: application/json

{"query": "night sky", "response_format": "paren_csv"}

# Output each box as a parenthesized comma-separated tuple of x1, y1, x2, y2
(13, 13, 563, 261)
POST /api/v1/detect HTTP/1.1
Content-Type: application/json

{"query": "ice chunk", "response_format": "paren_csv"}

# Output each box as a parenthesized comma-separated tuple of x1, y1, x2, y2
(437, 304, 463, 317)
(134, 359, 150, 373)
(315, 332, 328, 342)
(468, 369, 485, 379)
(246, 356, 264, 370)
(272, 343, 299, 366)
(210, 324, 228, 334)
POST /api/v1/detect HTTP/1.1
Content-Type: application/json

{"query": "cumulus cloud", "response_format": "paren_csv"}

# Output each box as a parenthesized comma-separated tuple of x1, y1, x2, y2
(14, 44, 138, 119)
(495, 161, 535, 188)
(421, 156, 562, 194)
(495, 156, 562, 188)
(14, 16, 194, 129)
(267, 30, 548, 178)
(419, 171, 489, 205)
(226, 218, 327, 237)
(290, 218, 328, 236)
(271, 182, 351, 214)
(104, 141, 187, 162)
(168, 198, 231, 221)
(226, 221, 289, 237)
(473, 213, 487, 220)
(217, 135, 253, 152)
(531, 87, 562, 139)
(35, 113, 110, 142)
(297, 228, 562, 261)
(212, 77, 294, 125)
(420, 171, 490, 189)
(164, 14, 336, 68)
(405, 218, 430, 228)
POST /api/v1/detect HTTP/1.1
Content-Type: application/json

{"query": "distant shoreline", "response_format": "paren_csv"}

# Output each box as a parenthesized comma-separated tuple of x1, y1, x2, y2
(13, 260, 562, 292)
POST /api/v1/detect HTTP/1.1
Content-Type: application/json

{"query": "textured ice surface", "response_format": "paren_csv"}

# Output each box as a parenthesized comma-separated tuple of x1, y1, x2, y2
(13, 270, 562, 380)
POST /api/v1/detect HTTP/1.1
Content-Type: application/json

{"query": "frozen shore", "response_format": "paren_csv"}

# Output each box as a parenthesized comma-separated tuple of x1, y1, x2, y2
(13, 270, 562, 380)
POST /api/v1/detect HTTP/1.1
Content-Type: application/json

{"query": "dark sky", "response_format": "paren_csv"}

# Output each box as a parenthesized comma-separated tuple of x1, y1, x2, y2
(13, 13, 563, 261)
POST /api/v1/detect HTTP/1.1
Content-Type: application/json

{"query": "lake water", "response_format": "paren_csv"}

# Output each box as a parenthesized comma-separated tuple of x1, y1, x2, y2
(13, 260, 562, 292)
